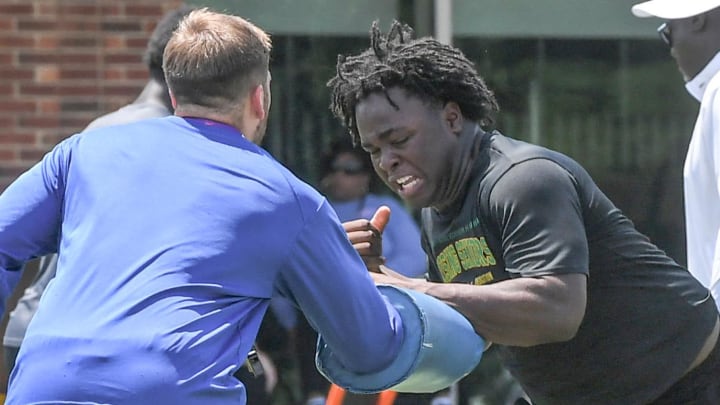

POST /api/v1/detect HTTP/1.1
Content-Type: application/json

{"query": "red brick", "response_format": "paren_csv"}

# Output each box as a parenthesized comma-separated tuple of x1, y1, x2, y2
(0, 116, 14, 128)
(60, 100, 100, 112)
(0, 5, 33, 15)
(58, 36, 99, 48)
(0, 67, 33, 81)
(0, 133, 35, 145)
(0, 35, 33, 47)
(101, 21, 142, 32)
(19, 116, 61, 129)
(40, 133, 72, 147)
(17, 19, 60, 31)
(19, 84, 101, 97)
(59, 68, 101, 80)
(0, 149, 16, 160)
(17, 84, 57, 96)
(127, 68, 149, 80)
(0, 101, 37, 113)
(38, 35, 98, 49)
(36, 66, 60, 82)
(125, 5, 164, 16)
(99, 5, 123, 15)
(19, 148, 48, 162)
(104, 35, 126, 49)
(57, 5, 99, 16)
(18, 52, 98, 65)
(104, 53, 142, 64)
(126, 37, 149, 49)
(56, 20, 101, 32)
(39, 100, 61, 114)
(0, 83, 13, 96)
(35, 36, 59, 49)
(60, 116, 94, 128)
(36, 3, 59, 15)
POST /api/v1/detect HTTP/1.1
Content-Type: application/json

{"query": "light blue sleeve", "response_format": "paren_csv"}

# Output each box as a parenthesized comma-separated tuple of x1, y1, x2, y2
(275, 199, 404, 374)
(0, 135, 75, 315)
(380, 197, 428, 278)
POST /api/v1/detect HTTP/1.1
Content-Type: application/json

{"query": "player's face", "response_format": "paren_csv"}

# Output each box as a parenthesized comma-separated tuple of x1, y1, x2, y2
(355, 87, 461, 209)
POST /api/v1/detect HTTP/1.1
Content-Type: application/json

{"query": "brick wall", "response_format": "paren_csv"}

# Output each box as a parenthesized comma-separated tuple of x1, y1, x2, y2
(0, 0, 183, 191)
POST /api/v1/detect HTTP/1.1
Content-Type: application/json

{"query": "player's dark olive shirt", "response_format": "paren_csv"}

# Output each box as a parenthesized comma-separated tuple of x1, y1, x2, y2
(421, 131, 718, 405)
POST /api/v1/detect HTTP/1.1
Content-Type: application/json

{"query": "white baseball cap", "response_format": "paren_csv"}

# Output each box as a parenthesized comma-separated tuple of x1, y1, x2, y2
(632, 0, 720, 19)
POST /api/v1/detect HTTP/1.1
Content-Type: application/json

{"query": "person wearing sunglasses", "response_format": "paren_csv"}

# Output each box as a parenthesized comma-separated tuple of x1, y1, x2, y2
(632, 0, 720, 312)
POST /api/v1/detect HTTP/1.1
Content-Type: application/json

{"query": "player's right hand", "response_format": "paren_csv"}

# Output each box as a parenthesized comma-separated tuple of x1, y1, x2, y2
(343, 206, 390, 273)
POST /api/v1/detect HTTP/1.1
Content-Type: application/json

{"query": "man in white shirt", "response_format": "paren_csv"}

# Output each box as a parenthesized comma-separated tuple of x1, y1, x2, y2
(632, 0, 720, 309)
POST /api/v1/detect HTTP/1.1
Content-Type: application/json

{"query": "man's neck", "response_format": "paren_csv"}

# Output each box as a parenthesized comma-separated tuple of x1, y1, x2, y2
(134, 79, 172, 111)
(685, 51, 720, 102)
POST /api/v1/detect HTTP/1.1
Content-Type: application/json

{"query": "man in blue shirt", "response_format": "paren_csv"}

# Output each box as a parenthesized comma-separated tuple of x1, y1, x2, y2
(0, 9, 406, 404)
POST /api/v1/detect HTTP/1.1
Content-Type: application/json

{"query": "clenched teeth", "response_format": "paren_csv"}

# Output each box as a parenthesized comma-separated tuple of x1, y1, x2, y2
(397, 175, 419, 190)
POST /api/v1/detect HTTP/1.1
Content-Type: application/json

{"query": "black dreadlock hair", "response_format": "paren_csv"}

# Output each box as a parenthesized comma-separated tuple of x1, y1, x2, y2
(328, 20, 500, 145)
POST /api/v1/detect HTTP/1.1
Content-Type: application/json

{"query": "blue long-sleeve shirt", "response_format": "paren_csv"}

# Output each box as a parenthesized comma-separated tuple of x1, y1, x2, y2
(0, 116, 403, 405)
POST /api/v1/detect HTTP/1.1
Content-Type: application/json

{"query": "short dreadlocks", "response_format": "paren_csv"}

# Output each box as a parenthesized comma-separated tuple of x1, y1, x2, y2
(328, 20, 500, 145)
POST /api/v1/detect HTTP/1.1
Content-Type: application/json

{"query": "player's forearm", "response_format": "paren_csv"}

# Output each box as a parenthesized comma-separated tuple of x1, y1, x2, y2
(383, 273, 586, 347)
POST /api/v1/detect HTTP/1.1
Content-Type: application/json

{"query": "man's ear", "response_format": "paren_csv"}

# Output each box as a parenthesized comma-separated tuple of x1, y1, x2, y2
(443, 101, 464, 134)
(250, 84, 267, 121)
(691, 14, 707, 31)
(169, 90, 177, 110)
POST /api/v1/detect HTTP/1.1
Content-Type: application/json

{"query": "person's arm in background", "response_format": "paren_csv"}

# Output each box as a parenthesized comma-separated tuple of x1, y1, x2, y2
(380, 197, 427, 278)
(274, 200, 403, 374)
(0, 136, 76, 315)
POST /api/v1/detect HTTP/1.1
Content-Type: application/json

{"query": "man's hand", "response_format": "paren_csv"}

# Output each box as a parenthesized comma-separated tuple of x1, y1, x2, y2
(371, 265, 428, 292)
(343, 206, 390, 272)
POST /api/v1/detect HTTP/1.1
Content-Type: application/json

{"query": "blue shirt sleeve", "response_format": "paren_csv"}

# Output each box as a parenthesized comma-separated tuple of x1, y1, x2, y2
(275, 200, 404, 374)
(0, 135, 75, 313)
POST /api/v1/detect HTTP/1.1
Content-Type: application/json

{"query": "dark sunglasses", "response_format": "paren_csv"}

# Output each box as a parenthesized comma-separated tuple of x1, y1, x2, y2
(331, 162, 366, 175)
(657, 22, 672, 47)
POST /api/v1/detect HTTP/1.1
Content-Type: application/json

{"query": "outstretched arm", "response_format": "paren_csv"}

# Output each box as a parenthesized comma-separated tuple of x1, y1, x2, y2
(371, 269, 586, 347)
(275, 202, 403, 374)
(0, 136, 74, 314)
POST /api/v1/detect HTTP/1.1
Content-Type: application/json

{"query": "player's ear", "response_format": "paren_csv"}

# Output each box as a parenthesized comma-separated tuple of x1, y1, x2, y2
(691, 14, 707, 32)
(443, 101, 464, 134)
(250, 85, 266, 121)
(169, 90, 177, 110)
